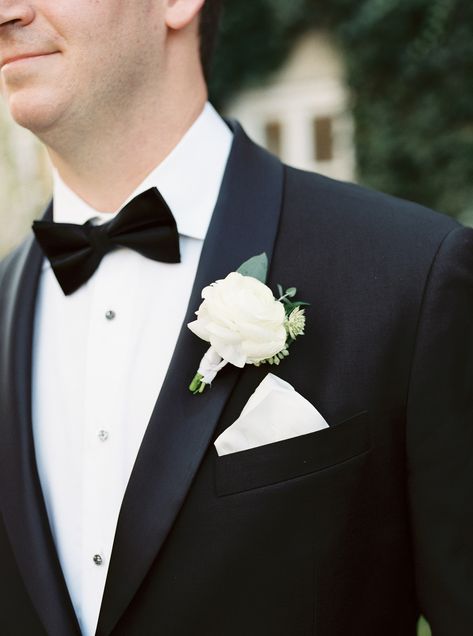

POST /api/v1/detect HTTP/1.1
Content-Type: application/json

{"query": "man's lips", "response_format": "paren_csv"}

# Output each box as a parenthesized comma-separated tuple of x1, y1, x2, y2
(1, 51, 58, 69)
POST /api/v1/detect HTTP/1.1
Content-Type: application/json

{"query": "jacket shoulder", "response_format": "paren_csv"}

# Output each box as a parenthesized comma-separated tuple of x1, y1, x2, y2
(283, 166, 460, 252)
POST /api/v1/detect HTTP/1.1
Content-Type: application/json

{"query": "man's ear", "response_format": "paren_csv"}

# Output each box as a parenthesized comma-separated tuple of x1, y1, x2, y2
(165, 0, 206, 31)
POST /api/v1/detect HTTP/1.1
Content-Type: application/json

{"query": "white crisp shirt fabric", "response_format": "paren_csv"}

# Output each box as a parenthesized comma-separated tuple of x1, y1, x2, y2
(31, 102, 233, 636)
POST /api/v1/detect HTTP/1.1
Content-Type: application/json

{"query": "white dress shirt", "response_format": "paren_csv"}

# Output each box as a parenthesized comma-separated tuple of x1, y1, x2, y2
(31, 102, 233, 636)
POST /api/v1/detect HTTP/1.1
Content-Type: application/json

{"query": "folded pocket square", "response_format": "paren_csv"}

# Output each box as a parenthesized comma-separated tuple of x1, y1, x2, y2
(214, 373, 329, 456)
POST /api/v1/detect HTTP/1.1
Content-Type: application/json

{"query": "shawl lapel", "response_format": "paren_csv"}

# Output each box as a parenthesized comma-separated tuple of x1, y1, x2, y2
(96, 123, 284, 635)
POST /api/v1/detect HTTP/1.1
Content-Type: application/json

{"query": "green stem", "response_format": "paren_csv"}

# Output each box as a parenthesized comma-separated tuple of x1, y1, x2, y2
(189, 373, 207, 395)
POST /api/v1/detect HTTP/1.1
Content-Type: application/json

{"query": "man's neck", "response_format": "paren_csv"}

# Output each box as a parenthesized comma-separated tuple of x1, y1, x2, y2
(46, 89, 207, 213)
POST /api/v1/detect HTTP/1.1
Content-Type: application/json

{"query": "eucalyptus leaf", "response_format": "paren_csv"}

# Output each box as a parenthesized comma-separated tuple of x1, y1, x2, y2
(237, 252, 268, 284)
(285, 287, 297, 298)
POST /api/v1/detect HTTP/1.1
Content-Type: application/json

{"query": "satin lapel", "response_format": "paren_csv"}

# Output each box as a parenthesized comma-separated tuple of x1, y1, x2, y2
(0, 205, 82, 636)
(96, 123, 284, 636)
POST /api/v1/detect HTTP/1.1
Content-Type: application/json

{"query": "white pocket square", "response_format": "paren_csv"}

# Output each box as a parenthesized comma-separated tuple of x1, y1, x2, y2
(214, 373, 329, 456)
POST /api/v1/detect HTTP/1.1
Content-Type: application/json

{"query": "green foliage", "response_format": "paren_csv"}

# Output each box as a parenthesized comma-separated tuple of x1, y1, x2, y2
(418, 615, 432, 636)
(210, 0, 473, 220)
(237, 252, 268, 283)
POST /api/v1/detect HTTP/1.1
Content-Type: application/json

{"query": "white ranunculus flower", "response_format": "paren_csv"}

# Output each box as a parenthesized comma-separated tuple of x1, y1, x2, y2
(188, 272, 287, 368)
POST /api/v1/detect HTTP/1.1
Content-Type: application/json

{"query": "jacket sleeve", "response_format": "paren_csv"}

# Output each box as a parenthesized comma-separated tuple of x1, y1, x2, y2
(406, 224, 473, 634)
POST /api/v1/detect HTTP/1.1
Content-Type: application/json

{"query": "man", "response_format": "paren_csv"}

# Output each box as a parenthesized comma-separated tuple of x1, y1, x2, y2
(0, 1, 471, 635)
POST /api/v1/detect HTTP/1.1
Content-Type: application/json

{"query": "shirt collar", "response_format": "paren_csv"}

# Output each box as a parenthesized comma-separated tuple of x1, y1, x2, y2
(52, 102, 233, 241)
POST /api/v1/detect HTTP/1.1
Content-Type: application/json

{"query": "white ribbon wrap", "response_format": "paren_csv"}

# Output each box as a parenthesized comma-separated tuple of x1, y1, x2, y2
(197, 346, 229, 385)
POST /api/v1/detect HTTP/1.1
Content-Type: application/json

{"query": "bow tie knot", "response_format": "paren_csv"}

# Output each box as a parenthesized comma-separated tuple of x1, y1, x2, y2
(32, 188, 181, 295)
(86, 222, 113, 257)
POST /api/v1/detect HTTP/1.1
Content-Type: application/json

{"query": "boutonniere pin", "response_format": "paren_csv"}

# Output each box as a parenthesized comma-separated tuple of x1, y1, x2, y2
(187, 253, 308, 394)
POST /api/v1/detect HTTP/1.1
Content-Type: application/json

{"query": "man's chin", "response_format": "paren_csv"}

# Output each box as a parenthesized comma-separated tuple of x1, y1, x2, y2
(6, 94, 63, 136)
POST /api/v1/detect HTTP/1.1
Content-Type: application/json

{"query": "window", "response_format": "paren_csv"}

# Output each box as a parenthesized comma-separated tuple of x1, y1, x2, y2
(264, 121, 282, 157)
(313, 116, 333, 162)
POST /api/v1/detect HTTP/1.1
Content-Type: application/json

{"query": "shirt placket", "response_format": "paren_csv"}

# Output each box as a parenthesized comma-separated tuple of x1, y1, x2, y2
(80, 252, 131, 636)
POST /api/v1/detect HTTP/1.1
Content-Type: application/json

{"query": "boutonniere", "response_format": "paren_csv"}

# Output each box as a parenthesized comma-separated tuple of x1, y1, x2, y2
(187, 253, 308, 394)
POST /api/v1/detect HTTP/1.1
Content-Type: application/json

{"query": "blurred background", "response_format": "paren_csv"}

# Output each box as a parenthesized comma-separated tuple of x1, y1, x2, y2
(1, 0, 472, 260)
(0, 2, 469, 631)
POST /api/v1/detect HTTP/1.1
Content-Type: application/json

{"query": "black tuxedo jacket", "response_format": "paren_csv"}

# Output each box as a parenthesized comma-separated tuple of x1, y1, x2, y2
(1, 122, 472, 636)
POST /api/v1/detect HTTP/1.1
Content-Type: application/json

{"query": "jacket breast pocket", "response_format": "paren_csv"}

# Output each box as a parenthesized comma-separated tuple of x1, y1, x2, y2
(214, 410, 371, 496)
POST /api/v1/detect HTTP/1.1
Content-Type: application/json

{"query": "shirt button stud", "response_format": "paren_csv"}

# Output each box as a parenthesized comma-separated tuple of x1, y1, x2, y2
(98, 430, 109, 442)
(93, 554, 103, 566)
(105, 310, 116, 320)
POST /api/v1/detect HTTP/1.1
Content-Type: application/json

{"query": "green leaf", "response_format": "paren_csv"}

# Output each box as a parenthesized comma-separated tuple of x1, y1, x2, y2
(237, 252, 268, 284)
(285, 287, 297, 298)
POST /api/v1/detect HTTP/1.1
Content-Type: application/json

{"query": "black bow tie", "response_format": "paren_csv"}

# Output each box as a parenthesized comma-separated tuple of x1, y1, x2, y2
(32, 187, 181, 295)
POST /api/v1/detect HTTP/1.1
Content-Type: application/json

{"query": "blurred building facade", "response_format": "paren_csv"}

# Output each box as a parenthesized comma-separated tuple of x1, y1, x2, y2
(225, 31, 355, 182)
(0, 31, 353, 257)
